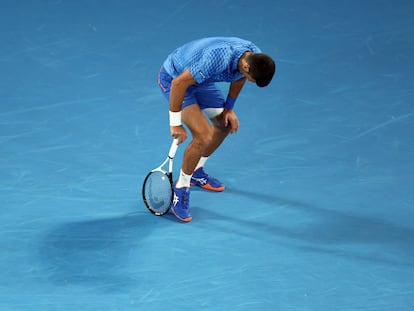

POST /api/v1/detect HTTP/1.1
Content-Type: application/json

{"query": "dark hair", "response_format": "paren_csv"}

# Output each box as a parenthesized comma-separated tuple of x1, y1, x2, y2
(247, 53, 276, 87)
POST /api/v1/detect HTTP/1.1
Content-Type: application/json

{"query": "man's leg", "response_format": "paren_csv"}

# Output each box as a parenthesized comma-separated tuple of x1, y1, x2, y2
(170, 103, 212, 222)
(189, 109, 231, 191)
(203, 111, 232, 156)
(180, 104, 214, 175)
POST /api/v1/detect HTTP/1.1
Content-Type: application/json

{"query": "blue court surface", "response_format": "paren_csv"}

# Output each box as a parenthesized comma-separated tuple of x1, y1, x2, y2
(1, 1, 413, 310)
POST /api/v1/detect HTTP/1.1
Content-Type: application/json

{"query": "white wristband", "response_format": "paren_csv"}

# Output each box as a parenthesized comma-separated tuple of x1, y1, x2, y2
(169, 111, 182, 126)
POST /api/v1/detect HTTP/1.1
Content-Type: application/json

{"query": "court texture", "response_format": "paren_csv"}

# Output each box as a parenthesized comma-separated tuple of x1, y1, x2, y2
(1, 0, 413, 310)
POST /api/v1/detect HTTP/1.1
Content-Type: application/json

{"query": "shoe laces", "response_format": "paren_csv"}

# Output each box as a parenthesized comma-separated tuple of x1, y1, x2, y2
(194, 167, 207, 177)
(176, 188, 189, 210)
(182, 192, 189, 209)
(193, 168, 221, 185)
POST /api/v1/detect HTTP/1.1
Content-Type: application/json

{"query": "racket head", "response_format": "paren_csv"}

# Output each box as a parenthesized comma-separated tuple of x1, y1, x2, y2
(142, 169, 173, 216)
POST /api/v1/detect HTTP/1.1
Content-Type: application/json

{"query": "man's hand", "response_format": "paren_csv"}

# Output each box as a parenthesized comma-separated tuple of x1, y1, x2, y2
(170, 125, 188, 144)
(222, 109, 239, 134)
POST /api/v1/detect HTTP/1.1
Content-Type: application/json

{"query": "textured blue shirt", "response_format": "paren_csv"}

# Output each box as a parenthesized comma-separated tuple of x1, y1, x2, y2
(162, 37, 261, 84)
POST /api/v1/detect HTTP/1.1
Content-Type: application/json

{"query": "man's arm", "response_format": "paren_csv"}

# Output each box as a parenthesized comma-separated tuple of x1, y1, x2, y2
(170, 69, 196, 112)
(219, 77, 247, 134)
(169, 69, 196, 143)
(228, 77, 247, 100)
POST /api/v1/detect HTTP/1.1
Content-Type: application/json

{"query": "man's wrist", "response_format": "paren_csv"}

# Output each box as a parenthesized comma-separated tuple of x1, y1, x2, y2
(169, 111, 182, 126)
(224, 95, 236, 110)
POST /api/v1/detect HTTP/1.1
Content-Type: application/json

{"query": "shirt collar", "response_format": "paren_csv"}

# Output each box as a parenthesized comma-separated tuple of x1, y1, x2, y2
(232, 49, 248, 72)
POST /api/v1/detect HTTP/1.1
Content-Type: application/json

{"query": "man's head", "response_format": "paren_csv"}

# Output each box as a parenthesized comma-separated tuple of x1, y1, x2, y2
(241, 53, 276, 87)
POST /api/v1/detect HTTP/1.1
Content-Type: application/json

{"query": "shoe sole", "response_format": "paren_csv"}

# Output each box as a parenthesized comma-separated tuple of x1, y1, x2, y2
(190, 183, 225, 192)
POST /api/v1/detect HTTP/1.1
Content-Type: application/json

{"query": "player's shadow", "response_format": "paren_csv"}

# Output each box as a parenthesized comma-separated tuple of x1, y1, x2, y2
(38, 212, 155, 292)
(199, 188, 414, 268)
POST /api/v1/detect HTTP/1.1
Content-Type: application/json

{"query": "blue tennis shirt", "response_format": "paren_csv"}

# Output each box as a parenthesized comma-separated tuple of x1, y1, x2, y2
(162, 37, 261, 84)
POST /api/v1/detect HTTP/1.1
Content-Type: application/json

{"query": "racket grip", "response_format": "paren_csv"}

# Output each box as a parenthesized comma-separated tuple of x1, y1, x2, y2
(168, 139, 179, 159)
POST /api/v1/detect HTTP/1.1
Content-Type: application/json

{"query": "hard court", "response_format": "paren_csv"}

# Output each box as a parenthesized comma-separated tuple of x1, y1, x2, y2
(0, 1, 413, 310)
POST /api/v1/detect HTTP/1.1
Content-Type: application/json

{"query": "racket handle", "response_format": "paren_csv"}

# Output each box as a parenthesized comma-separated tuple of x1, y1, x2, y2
(168, 138, 179, 159)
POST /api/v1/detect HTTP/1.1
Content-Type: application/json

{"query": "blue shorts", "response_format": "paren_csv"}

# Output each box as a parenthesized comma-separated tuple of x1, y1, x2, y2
(158, 66, 225, 110)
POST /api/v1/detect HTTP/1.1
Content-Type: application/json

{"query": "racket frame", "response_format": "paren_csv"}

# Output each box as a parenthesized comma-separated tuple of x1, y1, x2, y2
(142, 139, 178, 216)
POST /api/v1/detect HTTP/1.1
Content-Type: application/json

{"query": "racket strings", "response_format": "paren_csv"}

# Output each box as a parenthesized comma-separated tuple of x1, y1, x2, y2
(143, 171, 172, 214)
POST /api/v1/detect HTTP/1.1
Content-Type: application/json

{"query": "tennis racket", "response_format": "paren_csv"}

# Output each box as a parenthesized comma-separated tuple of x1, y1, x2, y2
(142, 139, 179, 216)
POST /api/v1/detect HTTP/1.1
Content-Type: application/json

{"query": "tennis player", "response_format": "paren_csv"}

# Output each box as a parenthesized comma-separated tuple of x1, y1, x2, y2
(158, 37, 276, 222)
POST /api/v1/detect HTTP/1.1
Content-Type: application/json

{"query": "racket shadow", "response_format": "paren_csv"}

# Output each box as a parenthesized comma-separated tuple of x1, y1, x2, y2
(38, 212, 154, 292)
(201, 188, 414, 268)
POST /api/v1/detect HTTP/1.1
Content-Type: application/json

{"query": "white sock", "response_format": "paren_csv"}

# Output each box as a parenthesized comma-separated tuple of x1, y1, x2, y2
(176, 169, 192, 188)
(195, 156, 209, 171)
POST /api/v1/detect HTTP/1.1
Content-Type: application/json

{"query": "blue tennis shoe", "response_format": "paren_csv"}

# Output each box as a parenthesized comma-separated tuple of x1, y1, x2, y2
(171, 185, 192, 222)
(190, 167, 225, 192)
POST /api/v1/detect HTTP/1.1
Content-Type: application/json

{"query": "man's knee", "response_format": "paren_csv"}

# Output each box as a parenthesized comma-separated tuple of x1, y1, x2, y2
(192, 128, 214, 149)
(211, 113, 231, 134)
